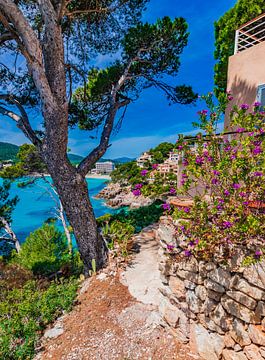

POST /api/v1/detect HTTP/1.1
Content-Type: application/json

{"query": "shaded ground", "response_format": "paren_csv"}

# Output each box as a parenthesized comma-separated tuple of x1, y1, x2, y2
(35, 226, 198, 360)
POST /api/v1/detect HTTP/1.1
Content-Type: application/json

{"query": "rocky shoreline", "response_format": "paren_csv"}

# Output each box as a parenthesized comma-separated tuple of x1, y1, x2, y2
(96, 182, 153, 209)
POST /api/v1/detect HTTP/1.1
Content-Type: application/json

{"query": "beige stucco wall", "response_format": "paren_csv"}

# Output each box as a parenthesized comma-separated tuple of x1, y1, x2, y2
(225, 41, 265, 130)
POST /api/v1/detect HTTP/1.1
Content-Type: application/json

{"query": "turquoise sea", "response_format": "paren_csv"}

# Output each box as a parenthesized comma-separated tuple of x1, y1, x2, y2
(2, 177, 113, 242)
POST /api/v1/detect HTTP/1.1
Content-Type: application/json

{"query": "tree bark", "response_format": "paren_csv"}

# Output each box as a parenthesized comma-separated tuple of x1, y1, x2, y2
(42, 151, 107, 274)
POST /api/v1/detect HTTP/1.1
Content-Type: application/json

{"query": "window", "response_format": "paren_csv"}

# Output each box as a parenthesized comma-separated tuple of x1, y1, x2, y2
(257, 84, 265, 107)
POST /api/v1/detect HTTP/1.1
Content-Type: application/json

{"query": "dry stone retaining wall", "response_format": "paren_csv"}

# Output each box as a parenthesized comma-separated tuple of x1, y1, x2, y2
(156, 216, 265, 360)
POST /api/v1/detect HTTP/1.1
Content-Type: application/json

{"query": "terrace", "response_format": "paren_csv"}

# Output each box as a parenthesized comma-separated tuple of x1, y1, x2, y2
(234, 13, 265, 54)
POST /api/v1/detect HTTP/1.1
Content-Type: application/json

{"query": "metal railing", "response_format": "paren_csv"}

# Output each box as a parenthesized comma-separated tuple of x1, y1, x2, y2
(234, 13, 265, 54)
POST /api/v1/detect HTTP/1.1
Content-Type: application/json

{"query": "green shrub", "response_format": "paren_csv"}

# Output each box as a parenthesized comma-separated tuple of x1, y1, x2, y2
(0, 278, 78, 360)
(15, 224, 69, 276)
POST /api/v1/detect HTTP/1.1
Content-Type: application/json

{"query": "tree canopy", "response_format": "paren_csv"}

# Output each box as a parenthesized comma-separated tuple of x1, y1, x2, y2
(214, 0, 265, 98)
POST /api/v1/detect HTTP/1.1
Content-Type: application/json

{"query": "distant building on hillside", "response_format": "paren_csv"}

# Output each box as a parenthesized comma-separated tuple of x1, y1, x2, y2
(136, 152, 152, 168)
(94, 161, 115, 174)
(168, 151, 179, 163)
(225, 13, 265, 130)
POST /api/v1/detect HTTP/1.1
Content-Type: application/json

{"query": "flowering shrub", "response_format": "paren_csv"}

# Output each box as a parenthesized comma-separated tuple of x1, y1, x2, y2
(158, 93, 265, 264)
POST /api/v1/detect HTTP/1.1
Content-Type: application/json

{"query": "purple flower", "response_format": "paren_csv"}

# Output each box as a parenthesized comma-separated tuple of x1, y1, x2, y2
(195, 156, 204, 165)
(233, 183, 241, 190)
(184, 207, 190, 213)
(243, 201, 249, 206)
(240, 104, 249, 110)
(255, 250, 262, 259)
(224, 190, 230, 196)
(253, 171, 263, 177)
(152, 163, 159, 170)
(239, 192, 247, 198)
(134, 183, 143, 190)
(224, 146, 232, 152)
(178, 145, 183, 150)
(184, 250, 192, 257)
(254, 101, 262, 107)
(253, 146, 262, 155)
(162, 203, 171, 211)
(167, 244, 175, 252)
(230, 154, 236, 160)
(228, 95, 234, 101)
(188, 241, 195, 247)
(141, 169, 148, 176)
(132, 189, 141, 196)
(213, 170, 220, 176)
(211, 178, 219, 185)
(218, 199, 224, 204)
(180, 225, 185, 231)
(169, 188, 176, 194)
(182, 158, 189, 166)
(236, 127, 245, 133)
(198, 110, 208, 116)
(223, 221, 233, 229)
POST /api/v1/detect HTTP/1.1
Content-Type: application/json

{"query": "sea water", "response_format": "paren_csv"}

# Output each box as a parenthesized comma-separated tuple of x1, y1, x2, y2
(1, 177, 114, 242)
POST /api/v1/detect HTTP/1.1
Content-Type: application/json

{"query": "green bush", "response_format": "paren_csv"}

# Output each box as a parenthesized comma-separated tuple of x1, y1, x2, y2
(0, 278, 78, 360)
(15, 224, 69, 276)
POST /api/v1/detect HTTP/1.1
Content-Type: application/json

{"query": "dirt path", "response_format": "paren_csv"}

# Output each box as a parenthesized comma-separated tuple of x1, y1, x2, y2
(35, 226, 198, 360)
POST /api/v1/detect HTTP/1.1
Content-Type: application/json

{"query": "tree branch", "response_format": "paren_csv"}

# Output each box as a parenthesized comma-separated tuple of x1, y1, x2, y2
(0, 95, 41, 146)
(0, 31, 14, 45)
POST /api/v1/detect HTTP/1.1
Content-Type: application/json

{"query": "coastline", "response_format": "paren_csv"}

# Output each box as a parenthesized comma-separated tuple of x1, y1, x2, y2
(85, 174, 111, 180)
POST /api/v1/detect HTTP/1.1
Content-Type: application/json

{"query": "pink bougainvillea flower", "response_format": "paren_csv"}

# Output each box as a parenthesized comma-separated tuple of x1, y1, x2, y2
(233, 183, 241, 190)
(228, 95, 234, 101)
(211, 178, 219, 185)
(184, 207, 190, 213)
(182, 158, 189, 166)
(253, 171, 263, 177)
(224, 190, 230, 196)
(236, 127, 245, 133)
(162, 203, 171, 211)
(240, 104, 249, 110)
(254, 101, 262, 107)
(253, 146, 263, 155)
(167, 244, 175, 252)
(184, 250, 192, 257)
(195, 156, 204, 165)
(132, 189, 141, 196)
(134, 183, 143, 190)
(255, 250, 263, 259)
(213, 170, 220, 176)
(223, 221, 233, 229)
(141, 169, 148, 176)
(152, 163, 159, 170)
(169, 188, 176, 194)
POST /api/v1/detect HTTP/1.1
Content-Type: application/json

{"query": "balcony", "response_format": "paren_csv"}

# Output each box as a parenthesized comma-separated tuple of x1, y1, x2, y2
(234, 13, 265, 54)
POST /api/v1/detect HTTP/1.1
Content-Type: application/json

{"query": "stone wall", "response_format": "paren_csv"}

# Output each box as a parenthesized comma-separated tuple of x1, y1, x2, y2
(156, 216, 265, 360)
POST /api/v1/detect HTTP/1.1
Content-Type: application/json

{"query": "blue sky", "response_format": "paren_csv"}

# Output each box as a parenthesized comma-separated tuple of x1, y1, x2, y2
(0, 0, 236, 159)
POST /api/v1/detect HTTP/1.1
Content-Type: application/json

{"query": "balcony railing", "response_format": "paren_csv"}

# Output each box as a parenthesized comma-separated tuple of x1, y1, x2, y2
(234, 13, 265, 54)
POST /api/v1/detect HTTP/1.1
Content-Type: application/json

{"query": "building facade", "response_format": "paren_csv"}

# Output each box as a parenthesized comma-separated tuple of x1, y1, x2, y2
(94, 161, 115, 174)
(225, 13, 265, 130)
(136, 152, 152, 168)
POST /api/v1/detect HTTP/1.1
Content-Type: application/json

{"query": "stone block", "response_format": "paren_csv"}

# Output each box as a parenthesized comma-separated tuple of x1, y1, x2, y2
(186, 290, 202, 314)
(208, 267, 232, 289)
(248, 324, 265, 346)
(221, 296, 259, 324)
(210, 303, 231, 331)
(180, 258, 199, 273)
(244, 344, 263, 360)
(256, 302, 265, 317)
(195, 285, 208, 302)
(230, 318, 251, 347)
(227, 290, 257, 310)
(190, 323, 218, 360)
(224, 333, 236, 348)
(169, 276, 185, 301)
(204, 278, 225, 293)
(222, 349, 248, 360)
(243, 262, 265, 290)
(232, 276, 264, 301)
(207, 289, 223, 301)
(184, 279, 196, 290)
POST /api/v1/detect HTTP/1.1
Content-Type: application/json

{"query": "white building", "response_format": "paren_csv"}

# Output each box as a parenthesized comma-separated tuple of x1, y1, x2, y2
(168, 151, 179, 163)
(136, 152, 152, 168)
(94, 161, 115, 174)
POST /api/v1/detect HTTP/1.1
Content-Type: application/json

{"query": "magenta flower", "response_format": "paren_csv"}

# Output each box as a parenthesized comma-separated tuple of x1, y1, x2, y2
(253, 171, 263, 177)
(182, 158, 189, 166)
(184, 250, 192, 257)
(233, 183, 241, 190)
(239, 192, 247, 198)
(243, 201, 249, 206)
(198, 110, 208, 116)
(223, 221, 232, 229)
(195, 156, 204, 165)
(254, 101, 262, 107)
(141, 169, 148, 176)
(224, 190, 230, 196)
(132, 189, 141, 196)
(255, 250, 262, 259)
(184, 207, 190, 213)
(162, 203, 171, 211)
(240, 104, 249, 110)
(211, 178, 219, 185)
(213, 170, 220, 176)
(228, 95, 234, 101)
(178, 145, 183, 150)
(152, 163, 158, 170)
(253, 146, 262, 155)
(236, 127, 245, 133)
(218, 199, 224, 204)
(169, 188, 176, 194)
(167, 244, 175, 252)
(134, 183, 143, 190)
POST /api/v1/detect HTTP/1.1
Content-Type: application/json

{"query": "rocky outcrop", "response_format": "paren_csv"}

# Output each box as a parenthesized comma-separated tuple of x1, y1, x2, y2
(96, 182, 153, 209)
(156, 216, 265, 360)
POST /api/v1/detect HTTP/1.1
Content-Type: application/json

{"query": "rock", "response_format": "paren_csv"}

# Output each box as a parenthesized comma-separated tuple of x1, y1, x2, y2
(248, 324, 265, 346)
(227, 290, 257, 310)
(164, 304, 179, 328)
(207, 289, 223, 301)
(184, 280, 196, 290)
(234, 344, 242, 352)
(97, 273, 107, 281)
(176, 269, 204, 285)
(224, 334, 236, 348)
(186, 290, 202, 314)
(210, 303, 231, 331)
(208, 267, 232, 289)
(44, 325, 64, 339)
(221, 296, 258, 323)
(243, 262, 265, 290)
(232, 276, 264, 301)
(201, 298, 217, 316)
(230, 318, 251, 347)
(244, 344, 263, 360)
(158, 221, 176, 245)
(262, 318, 265, 331)
(256, 302, 265, 317)
(169, 276, 186, 301)
(259, 347, 265, 358)
(210, 333, 225, 358)
(180, 258, 199, 273)
(222, 349, 248, 360)
(198, 314, 225, 335)
(195, 285, 208, 301)
(178, 309, 190, 339)
(190, 323, 218, 360)
(204, 278, 225, 293)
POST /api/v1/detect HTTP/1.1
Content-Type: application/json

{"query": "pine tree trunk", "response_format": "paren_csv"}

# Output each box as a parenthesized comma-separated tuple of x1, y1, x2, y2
(44, 158, 107, 275)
